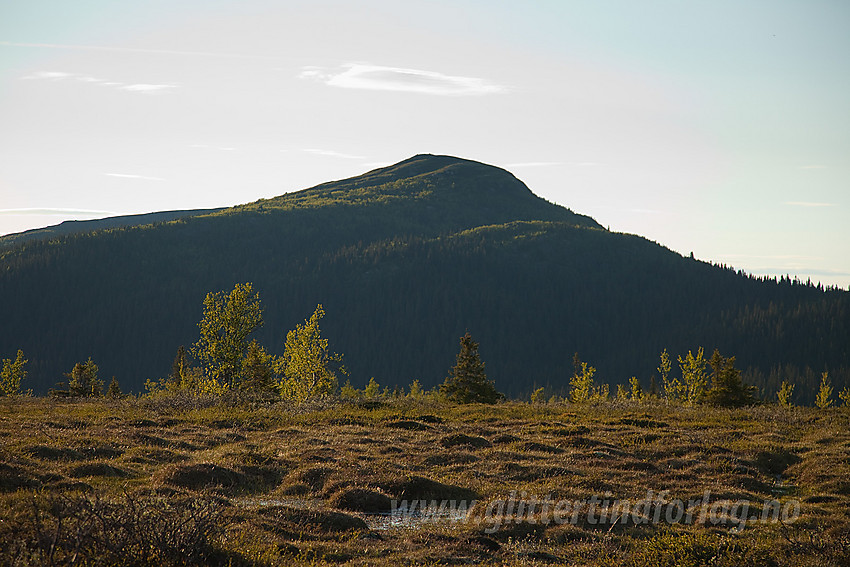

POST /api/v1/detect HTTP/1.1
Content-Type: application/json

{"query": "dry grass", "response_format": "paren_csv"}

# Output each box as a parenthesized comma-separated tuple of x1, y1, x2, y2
(0, 396, 848, 565)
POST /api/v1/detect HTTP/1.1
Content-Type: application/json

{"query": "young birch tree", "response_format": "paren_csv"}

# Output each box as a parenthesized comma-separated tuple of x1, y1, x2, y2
(276, 304, 344, 402)
(193, 282, 263, 390)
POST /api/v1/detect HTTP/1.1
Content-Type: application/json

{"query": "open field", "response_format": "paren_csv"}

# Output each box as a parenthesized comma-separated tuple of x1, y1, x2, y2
(1, 396, 849, 566)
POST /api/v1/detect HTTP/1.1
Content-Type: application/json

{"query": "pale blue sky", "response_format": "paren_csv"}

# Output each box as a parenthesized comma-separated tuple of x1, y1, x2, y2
(1, 0, 848, 287)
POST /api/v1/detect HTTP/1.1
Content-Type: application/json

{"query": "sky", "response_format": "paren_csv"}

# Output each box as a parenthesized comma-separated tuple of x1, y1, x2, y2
(1, 0, 848, 288)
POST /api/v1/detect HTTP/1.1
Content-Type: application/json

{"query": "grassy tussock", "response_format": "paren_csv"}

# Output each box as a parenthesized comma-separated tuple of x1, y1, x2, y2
(0, 396, 848, 565)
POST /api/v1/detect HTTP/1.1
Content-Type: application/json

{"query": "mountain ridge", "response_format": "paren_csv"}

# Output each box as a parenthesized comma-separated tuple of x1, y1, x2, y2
(0, 154, 846, 401)
(0, 208, 224, 249)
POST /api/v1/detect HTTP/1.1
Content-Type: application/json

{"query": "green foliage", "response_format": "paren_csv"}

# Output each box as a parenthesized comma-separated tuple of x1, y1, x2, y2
(569, 361, 596, 403)
(839, 386, 850, 407)
(170, 345, 189, 384)
(530, 387, 546, 404)
(0, 349, 27, 396)
(659, 349, 682, 403)
(440, 333, 503, 404)
(629, 530, 775, 567)
(1, 154, 849, 401)
(340, 379, 359, 399)
(705, 349, 757, 407)
(193, 282, 263, 388)
(15, 491, 224, 566)
(239, 340, 275, 394)
(678, 347, 708, 405)
(408, 379, 424, 398)
(629, 376, 643, 401)
(777, 380, 794, 407)
(106, 377, 123, 399)
(276, 304, 344, 402)
(815, 372, 833, 409)
(363, 377, 381, 398)
(67, 358, 102, 397)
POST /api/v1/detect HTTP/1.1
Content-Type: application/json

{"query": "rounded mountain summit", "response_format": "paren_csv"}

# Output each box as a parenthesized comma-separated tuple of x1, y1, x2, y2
(0, 154, 846, 398)
(249, 154, 602, 231)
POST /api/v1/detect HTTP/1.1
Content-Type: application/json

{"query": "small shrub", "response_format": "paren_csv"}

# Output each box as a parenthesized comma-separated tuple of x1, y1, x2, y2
(569, 361, 595, 403)
(66, 358, 103, 397)
(363, 377, 381, 398)
(629, 376, 643, 401)
(531, 387, 546, 404)
(7, 491, 224, 566)
(839, 386, 850, 407)
(777, 380, 794, 407)
(815, 372, 833, 409)
(0, 350, 27, 396)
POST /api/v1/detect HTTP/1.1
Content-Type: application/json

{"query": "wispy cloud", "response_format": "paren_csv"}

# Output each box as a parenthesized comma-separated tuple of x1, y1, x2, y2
(104, 173, 165, 181)
(784, 201, 835, 207)
(302, 148, 364, 159)
(0, 208, 116, 217)
(300, 63, 505, 96)
(23, 71, 74, 80)
(22, 71, 177, 94)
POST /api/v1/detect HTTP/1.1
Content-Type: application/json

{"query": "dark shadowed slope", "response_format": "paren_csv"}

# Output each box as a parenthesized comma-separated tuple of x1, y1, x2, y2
(0, 208, 223, 248)
(0, 154, 846, 400)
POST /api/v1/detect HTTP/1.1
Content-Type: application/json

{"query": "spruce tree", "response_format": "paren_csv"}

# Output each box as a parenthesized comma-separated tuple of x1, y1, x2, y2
(106, 376, 123, 399)
(440, 333, 503, 404)
(240, 339, 275, 394)
(705, 349, 756, 407)
(67, 358, 102, 397)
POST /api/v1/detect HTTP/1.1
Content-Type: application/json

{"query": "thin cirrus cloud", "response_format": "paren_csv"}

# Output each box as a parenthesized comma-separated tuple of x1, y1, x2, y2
(300, 64, 505, 96)
(22, 71, 176, 93)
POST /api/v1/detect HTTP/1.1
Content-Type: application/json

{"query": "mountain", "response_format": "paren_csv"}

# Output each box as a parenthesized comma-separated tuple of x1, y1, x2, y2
(0, 154, 847, 402)
(0, 208, 223, 248)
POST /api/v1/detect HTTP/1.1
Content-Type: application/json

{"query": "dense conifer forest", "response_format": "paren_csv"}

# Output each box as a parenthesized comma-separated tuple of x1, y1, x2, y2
(1, 155, 847, 401)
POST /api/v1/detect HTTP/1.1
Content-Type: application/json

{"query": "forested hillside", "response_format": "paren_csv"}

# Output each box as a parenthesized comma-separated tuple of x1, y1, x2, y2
(0, 155, 847, 401)
(0, 208, 222, 249)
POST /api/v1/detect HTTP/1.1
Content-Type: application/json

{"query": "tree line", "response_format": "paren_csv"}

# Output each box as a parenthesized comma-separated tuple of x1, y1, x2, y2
(2, 282, 849, 409)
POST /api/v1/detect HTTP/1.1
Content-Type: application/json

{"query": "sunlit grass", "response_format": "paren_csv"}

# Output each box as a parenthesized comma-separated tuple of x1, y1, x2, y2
(1, 396, 848, 565)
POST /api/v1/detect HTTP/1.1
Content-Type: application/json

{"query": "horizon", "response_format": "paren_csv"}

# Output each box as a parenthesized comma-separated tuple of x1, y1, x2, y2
(2, 1, 848, 287)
